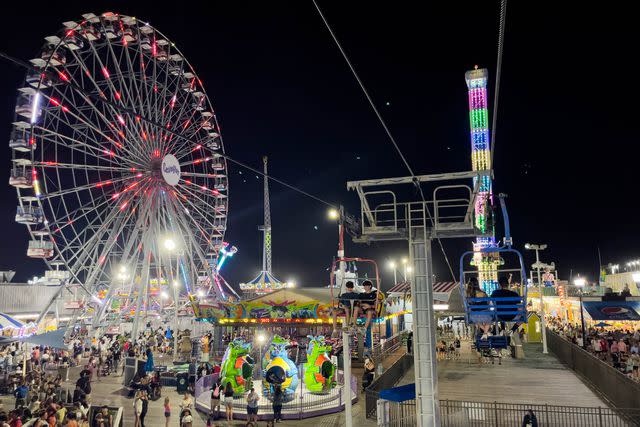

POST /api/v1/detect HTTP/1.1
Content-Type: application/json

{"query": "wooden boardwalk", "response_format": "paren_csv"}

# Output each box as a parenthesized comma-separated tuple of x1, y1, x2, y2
(398, 341, 610, 408)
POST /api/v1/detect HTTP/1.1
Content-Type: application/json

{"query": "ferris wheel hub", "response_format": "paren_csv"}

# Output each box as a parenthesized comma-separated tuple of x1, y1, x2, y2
(161, 154, 181, 186)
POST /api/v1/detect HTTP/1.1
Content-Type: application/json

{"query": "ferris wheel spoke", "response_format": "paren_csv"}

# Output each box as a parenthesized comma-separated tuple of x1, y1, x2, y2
(47, 194, 116, 237)
(34, 161, 135, 173)
(100, 33, 162, 162)
(176, 180, 221, 200)
(60, 47, 150, 165)
(66, 188, 151, 275)
(175, 186, 226, 237)
(34, 129, 123, 172)
(40, 173, 136, 200)
(38, 89, 148, 167)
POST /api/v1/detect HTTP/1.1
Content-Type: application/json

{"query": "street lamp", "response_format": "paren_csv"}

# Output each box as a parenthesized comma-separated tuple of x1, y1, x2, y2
(525, 243, 549, 354)
(401, 258, 410, 280)
(574, 277, 588, 349)
(388, 261, 398, 284)
(256, 333, 266, 379)
(327, 209, 339, 220)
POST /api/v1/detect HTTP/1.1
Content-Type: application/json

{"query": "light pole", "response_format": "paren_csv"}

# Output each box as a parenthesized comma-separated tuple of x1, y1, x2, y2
(163, 237, 182, 359)
(388, 261, 397, 284)
(328, 207, 352, 427)
(401, 258, 409, 280)
(574, 277, 587, 349)
(256, 333, 266, 380)
(525, 243, 548, 354)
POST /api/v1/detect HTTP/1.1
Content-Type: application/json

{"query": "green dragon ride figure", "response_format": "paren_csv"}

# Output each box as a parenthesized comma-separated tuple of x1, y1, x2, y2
(303, 335, 336, 393)
(219, 338, 255, 395)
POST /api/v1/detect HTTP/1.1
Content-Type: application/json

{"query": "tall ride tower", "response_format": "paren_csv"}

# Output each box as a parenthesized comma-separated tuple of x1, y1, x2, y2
(465, 66, 500, 293)
(239, 156, 286, 294)
(261, 156, 272, 273)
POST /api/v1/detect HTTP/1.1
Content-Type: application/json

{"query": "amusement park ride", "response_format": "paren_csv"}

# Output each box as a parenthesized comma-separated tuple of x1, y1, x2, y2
(7, 11, 237, 337)
(342, 66, 528, 426)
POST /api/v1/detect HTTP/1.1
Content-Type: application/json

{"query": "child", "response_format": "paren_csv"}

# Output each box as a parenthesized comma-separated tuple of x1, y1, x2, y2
(181, 409, 193, 427)
(164, 397, 171, 427)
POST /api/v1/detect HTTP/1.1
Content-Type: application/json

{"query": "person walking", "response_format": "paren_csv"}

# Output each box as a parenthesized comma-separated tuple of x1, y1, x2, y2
(180, 409, 193, 427)
(133, 391, 143, 427)
(246, 387, 259, 424)
(522, 409, 538, 427)
(163, 397, 171, 427)
(223, 382, 234, 422)
(272, 385, 283, 423)
(179, 392, 193, 426)
(138, 391, 148, 427)
(210, 380, 221, 420)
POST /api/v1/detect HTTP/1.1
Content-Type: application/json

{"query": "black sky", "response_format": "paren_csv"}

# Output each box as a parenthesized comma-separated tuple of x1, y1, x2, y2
(0, 2, 638, 288)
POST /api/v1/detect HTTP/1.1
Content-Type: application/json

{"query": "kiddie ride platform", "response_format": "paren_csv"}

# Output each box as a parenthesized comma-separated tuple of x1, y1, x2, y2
(194, 376, 358, 421)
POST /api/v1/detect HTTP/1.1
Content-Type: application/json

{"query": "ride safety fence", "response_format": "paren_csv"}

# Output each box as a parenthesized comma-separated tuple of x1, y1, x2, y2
(377, 399, 640, 427)
(193, 371, 358, 421)
(546, 330, 640, 413)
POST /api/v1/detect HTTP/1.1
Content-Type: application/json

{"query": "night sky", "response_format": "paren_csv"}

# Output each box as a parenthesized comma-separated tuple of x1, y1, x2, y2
(0, 2, 638, 288)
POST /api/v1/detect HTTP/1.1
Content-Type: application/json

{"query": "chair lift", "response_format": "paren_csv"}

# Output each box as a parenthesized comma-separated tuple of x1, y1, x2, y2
(329, 257, 385, 352)
(458, 195, 528, 362)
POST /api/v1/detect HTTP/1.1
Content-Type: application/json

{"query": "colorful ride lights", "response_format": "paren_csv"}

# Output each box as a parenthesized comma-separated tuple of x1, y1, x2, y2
(216, 242, 237, 272)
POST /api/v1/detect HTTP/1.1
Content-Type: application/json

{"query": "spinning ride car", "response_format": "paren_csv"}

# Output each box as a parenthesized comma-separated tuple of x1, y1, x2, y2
(219, 339, 255, 395)
(262, 335, 299, 401)
(303, 335, 336, 393)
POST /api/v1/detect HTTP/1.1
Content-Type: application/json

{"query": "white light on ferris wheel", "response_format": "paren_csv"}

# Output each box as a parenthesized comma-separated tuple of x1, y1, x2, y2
(163, 239, 176, 251)
(31, 92, 41, 124)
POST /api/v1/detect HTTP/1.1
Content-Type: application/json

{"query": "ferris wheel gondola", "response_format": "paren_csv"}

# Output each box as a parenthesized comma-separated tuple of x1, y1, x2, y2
(8, 11, 230, 327)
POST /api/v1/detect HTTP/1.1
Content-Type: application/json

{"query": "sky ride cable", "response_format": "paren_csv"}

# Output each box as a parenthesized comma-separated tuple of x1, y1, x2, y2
(311, 0, 457, 282)
(490, 0, 508, 174)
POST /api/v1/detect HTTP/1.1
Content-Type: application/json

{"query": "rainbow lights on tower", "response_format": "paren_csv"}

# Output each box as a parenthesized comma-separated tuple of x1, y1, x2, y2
(465, 66, 500, 293)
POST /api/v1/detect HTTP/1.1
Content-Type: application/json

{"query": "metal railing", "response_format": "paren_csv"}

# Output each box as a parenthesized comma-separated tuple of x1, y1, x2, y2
(370, 330, 408, 364)
(365, 353, 414, 419)
(379, 399, 640, 427)
(546, 330, 640, 413)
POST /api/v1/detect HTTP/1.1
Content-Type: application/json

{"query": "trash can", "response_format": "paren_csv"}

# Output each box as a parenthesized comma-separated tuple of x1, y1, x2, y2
(176, 372, 189, 394)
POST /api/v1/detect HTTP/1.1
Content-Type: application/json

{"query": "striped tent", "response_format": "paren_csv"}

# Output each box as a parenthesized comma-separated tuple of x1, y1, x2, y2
(239, 270, 288, 294)
(0, 312, 23, 330)
(387, 281, 458, 295)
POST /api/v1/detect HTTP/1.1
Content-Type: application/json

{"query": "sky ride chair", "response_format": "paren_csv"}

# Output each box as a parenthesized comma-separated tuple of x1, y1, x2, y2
(329, 257, 385, 357)
(458, 195, 528, 364)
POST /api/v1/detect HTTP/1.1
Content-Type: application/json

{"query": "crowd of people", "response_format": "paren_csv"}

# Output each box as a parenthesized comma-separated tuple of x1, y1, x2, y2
(0, 340, 96, 426)
(547, 316, 640, 382)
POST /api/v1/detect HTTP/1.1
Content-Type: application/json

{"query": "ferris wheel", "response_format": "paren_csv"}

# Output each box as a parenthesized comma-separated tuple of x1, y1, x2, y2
(9, 12, 231, 325)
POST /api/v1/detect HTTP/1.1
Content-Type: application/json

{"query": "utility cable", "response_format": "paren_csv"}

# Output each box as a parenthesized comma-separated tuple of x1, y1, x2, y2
(490, 0, 508, 173)
(312, 0, 457, 281)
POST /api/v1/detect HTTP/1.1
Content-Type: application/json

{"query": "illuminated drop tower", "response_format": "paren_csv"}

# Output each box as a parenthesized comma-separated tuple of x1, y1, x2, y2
(465, 66, 500, 294)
